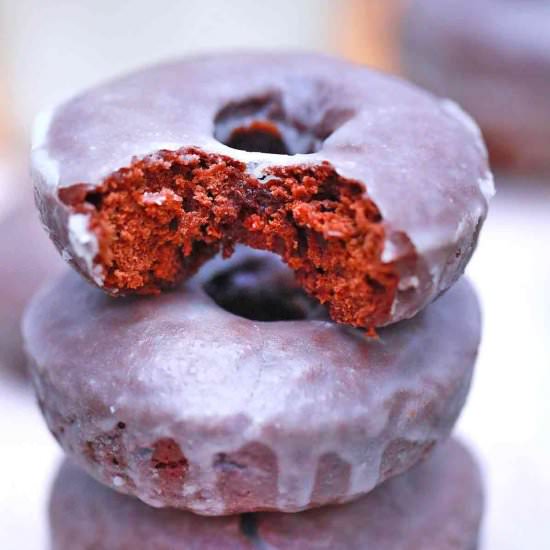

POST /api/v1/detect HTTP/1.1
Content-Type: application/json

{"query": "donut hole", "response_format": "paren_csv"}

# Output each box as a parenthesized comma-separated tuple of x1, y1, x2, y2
(218, 119, 292, 155)
(239, 513, 259, 540)
(214, 94, 349, 155)
(203, 254, 326, 322)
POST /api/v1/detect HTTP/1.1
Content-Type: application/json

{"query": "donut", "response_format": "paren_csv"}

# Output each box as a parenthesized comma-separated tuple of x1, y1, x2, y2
(23, 250, 481, 514)
(400, 0, 550, 171)
(0, 189, 64, 377)
(31, 52, 493, 329)
(49, 439, 484, 550)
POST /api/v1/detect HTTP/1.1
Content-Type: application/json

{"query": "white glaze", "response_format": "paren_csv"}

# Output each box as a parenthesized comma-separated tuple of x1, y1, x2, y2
(31, 52, 492, 325)
(50, 440, 483, 550)
(31, 106, 56, 151)
(24, 264, 481, 515)
(67, 213, 103, 285)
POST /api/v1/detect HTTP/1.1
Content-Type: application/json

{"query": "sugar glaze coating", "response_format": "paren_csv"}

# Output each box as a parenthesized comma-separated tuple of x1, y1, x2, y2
(49, 440, 484, 550)
(24, 252, 481, 514)
(32, 52, 492, 328)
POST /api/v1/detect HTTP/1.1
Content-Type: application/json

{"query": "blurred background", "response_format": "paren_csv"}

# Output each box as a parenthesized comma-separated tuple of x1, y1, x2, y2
(0, 1, 548, 549)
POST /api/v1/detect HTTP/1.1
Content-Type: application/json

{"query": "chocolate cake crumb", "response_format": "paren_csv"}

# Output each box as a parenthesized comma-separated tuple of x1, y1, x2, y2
(66, 147, 397, 328)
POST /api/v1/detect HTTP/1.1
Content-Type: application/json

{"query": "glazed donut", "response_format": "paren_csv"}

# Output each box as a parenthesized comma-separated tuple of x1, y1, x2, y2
(0, 187, 64, 377)
(23, 250, 480, 515)
(31, 52, 493, 329)
(49, 439, 484, 550)
(401, 0, 550, 171)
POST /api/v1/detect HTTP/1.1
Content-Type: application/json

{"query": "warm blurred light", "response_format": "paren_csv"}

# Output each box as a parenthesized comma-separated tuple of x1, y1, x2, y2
(334, 0, 403, 73)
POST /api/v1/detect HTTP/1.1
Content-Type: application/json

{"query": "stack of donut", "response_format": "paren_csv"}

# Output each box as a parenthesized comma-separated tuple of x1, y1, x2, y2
(24, 53, 493, 549)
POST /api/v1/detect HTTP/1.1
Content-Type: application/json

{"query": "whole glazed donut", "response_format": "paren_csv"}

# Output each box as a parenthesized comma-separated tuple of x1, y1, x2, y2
(31, 52, 493, 329)
(401, 0, 550, 171)
(50, 440, 484, 550)
(23, 250, 481, 515)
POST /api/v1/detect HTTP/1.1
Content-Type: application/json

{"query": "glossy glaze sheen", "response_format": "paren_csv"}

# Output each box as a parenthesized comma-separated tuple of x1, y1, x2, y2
(31, 52, 493, 324)
(23, 258, 481, 514)
(49, 440, 484, 550)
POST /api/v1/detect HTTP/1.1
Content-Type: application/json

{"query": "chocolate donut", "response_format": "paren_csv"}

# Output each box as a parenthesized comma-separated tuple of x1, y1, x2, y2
(49, 439, 484, 550)
(0, 191, 64, 377)
(24, 251, 480, 514)
(31, 52, 493, 328)
(401, 0, 550, 171)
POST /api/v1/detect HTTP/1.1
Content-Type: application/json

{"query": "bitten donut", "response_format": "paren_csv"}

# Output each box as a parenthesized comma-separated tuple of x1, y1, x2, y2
(50, 440, 484, 550)
(401, 0, 550, 171)
(0, 187, 64, 376)
(24, 251, 481, 515)
(31, 52, 493, 328)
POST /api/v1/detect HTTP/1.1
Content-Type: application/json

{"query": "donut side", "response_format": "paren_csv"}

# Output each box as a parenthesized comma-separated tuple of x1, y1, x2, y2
(49, 440, 484, 550)
(49, 461, 255, 550)
(23, 260, 480, 515)
(258, 439, 484, 550)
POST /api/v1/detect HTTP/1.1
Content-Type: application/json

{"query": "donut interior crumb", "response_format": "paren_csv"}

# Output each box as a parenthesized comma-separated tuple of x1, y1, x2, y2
(150, 438, 188, 488)
(61, 147, 398, 328)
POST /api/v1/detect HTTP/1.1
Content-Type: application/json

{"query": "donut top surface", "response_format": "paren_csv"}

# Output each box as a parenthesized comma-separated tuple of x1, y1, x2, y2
(24, 252, 480, 513)
(32, 52, 492, 327)
(24, 249, 480, 514)
(23, 255, 480, 443)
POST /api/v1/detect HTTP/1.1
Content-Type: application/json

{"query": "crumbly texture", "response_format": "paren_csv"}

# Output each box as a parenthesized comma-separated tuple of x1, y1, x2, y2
(63, 147, 398, 328)
(34, 53, 492, 329)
